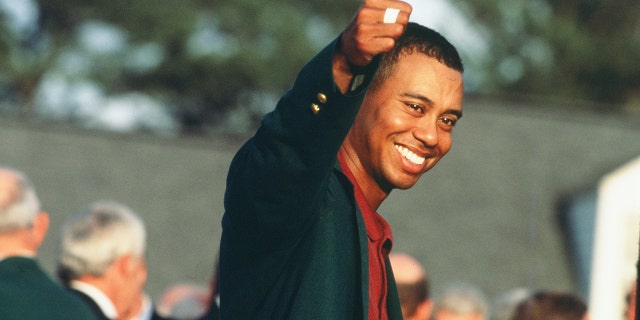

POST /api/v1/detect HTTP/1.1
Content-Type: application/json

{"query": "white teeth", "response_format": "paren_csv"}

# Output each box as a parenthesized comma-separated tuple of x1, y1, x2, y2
(394, 145, 425, 165)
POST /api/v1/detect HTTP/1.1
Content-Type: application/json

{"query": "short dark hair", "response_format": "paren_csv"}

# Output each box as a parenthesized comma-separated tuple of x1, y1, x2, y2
(396, 277, 429, 317)
(512, 291, 587, 320)
(370, 22, 464, 91)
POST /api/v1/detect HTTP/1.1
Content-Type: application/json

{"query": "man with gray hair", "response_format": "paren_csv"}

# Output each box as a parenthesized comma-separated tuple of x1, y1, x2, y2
(0, 166, 98, 320)
(432, 283, 490, 320)
(57, 200, 166, 320)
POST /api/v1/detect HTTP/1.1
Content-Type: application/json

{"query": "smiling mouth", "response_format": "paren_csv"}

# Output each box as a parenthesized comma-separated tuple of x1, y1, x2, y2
(394, 145, 426, 165)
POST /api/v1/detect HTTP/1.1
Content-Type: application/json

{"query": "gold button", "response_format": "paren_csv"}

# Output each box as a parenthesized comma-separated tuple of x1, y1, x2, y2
(311, 103, 321, 115)
(317, 93, 328, 104)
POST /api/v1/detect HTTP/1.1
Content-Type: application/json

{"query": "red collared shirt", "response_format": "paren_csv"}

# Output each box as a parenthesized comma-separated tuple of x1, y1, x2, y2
(338, 154, 393, 320)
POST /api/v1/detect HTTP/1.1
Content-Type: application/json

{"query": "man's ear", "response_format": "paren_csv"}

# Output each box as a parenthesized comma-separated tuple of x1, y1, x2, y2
(114, 253, 147, 285)
(30, 212, 49, 250)
(115, 253, 134, 275)
(115, 253, 145, 274)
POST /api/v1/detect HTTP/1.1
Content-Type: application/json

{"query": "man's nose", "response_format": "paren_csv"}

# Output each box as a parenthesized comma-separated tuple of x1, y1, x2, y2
(412, 120, 438, 147)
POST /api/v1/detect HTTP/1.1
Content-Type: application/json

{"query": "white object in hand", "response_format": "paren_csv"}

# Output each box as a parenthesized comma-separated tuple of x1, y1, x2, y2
(383, 8, 400, 24)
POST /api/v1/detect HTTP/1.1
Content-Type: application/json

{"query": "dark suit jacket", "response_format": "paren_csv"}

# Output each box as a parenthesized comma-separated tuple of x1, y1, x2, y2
(218, 38, 403, 319)
(68, 288, 112, 320)
(69, 287, 174, 320)
(0, 256, 99, 320)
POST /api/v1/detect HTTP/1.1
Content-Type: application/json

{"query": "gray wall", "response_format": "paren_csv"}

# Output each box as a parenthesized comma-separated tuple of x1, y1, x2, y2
(2, 95, 639, 307)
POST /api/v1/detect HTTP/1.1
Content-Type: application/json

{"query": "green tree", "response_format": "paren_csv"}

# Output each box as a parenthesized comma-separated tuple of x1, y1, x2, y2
(0, 2, 51, 118)
(28, 0, 359, 132)
(450, 0, 640, 111)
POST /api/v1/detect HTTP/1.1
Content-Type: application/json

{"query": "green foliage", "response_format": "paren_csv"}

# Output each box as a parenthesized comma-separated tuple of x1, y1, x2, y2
(4, 0, 637, 133)
(2, 0, 358, 131)
(451, 0, 640, 110)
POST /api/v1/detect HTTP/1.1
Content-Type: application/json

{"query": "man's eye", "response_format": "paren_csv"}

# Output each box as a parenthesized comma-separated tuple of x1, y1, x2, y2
(440, 117, 457, 126)
(408, 104, 423, 113)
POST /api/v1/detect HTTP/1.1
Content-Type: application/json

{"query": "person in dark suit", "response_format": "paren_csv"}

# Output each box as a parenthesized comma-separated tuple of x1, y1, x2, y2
(56, 200, 170, 320)
(0, 166, 99, 320)
(217, 0, 465, 318)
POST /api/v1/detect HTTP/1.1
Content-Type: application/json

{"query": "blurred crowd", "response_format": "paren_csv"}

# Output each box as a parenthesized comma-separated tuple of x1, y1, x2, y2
(391, 252, 638, 320)
(1, 165, 636, 320)
(0, 166, 216, 320)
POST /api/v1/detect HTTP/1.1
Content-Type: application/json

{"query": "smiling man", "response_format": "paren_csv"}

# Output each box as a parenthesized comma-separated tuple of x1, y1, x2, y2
(216, 0, 464, 319)
(340, 39, 463, 208)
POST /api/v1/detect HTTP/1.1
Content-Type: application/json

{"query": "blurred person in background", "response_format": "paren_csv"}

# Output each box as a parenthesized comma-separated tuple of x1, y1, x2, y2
(510, 290, 588, 320)
(389, 252, 433, 320)
(625, 281, 636, 320)
(432, 282, 489, 320)
(57, 200, 170, 320)
(197, 258, 220, 320)
(490, 287, 530, 320)
(0, 166, 98, 320)
(157, 282, 211, 320)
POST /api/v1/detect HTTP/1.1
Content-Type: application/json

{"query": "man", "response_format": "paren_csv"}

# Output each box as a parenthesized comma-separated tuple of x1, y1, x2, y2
(511, 290, 588, 320)
(57, 200, 167, 320)
(0, 166, 98, 320)
(217, 0, 464, 318)
(389, 253, 433, 320)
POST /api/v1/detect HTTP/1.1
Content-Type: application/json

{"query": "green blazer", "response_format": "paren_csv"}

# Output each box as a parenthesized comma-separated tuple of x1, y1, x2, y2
(0, 256, 99, 320)
(218, 38, 403, 319)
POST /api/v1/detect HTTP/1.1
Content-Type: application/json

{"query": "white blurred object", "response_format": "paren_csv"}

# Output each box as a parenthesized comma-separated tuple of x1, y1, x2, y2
(405, 0, 489, 91)
(77, 20, 127, 55)
(84, 93, 178, 135)
(157, 283, 210, 320)
(34, 73, 178, 135)
(590, 156, 640, 320)
(406, 0, 488, 57)
(0, 0, 38, 38)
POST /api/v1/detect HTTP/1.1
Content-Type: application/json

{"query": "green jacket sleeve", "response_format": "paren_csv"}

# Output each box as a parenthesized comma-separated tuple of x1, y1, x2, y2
(223, 37, 378, 244)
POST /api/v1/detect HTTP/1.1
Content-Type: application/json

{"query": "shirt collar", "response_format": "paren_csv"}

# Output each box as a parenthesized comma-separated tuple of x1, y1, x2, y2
(131, 293, 155, 320)
(71, 280, 119, 319)
(337, 153, 393, 243)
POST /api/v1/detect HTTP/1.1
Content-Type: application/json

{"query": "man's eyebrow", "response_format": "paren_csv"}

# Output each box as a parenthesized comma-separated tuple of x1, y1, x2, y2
(401, 92, 462, 118)
(401, 92, 434, 107)
(447, 109, 463, 119)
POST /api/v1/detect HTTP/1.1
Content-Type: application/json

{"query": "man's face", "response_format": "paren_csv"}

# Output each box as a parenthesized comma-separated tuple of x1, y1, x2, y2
(115, 254, 148, 318)
(348, 52, 463, 192)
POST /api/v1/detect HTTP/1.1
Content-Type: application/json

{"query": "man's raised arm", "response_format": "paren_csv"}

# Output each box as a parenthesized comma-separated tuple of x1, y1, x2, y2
(333, 0, 412, 93)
